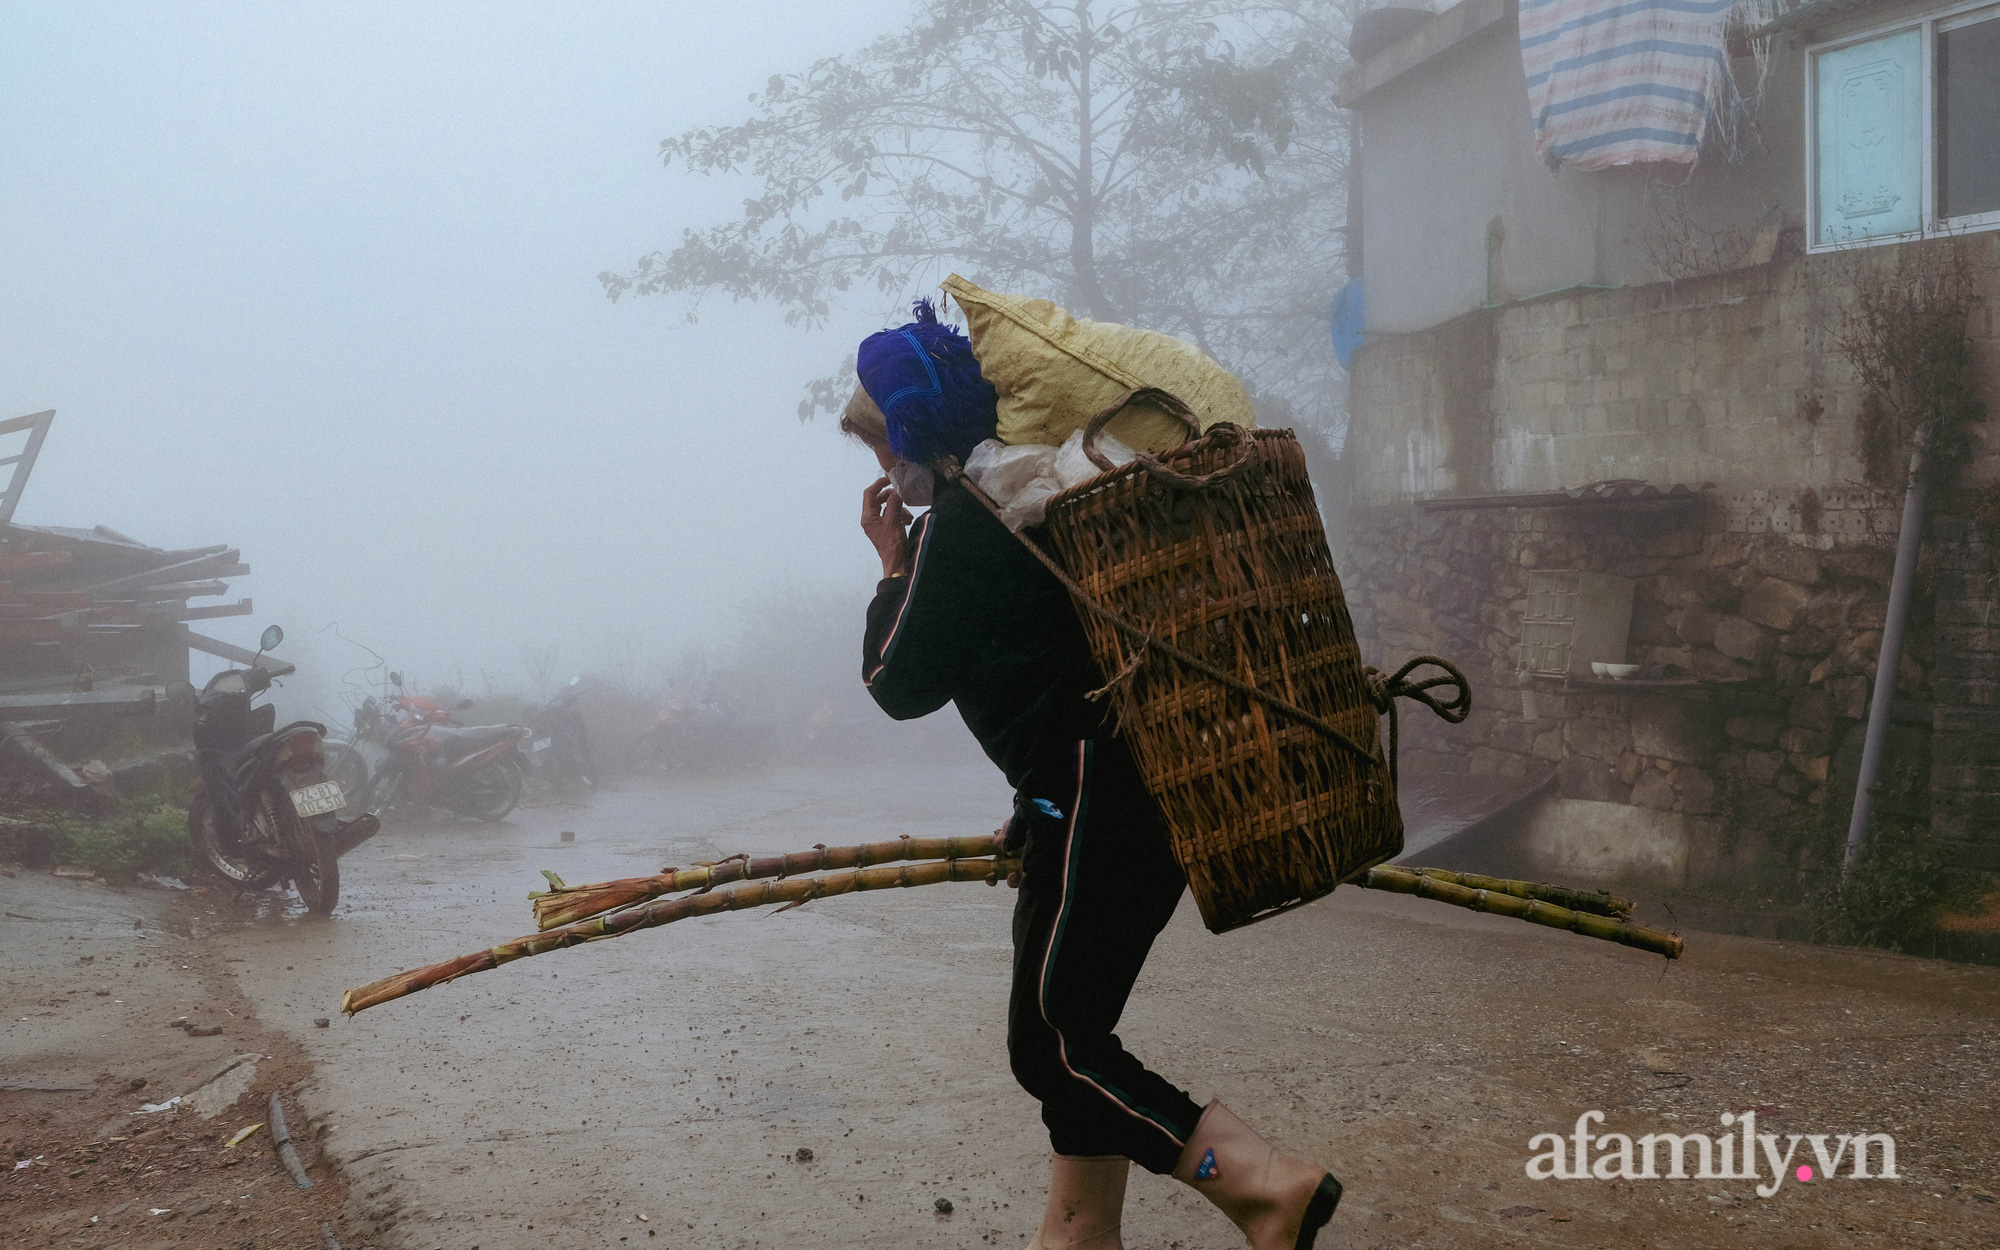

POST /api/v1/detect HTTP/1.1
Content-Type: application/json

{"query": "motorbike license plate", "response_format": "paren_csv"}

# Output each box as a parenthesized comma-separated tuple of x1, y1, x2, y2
(289, 781, 346, 818)
(533, 738, 552, 751)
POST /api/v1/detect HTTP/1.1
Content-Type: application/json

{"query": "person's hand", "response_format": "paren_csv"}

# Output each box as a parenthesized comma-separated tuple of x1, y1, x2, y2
(862, 475, 912, 578)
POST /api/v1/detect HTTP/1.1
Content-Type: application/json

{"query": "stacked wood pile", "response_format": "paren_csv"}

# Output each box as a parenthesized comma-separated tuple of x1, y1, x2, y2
(0, 411, 274, 791)
(0, 524, 256, 688)
(0, 524, 268, 793)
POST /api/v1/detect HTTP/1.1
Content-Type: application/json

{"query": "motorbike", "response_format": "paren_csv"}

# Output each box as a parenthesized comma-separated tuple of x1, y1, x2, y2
(177, 625, 379, 913)
(525, 675, 597, 796)
(324, 692, 393, 817)
(361, 674, 530, 820)
(324, 676, 442, 814)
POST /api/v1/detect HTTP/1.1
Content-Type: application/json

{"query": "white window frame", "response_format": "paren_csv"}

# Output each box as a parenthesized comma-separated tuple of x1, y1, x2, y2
(1806, 0, 2000, 252)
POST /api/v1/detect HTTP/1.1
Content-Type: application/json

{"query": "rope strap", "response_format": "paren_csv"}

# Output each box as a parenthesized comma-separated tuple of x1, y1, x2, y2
(1365, 655, 1472, 789)
(1080, 388, 1261, 489)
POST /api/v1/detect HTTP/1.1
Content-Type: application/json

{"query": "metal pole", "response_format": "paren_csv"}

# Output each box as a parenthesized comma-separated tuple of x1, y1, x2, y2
(1843, 425, 1932, 876)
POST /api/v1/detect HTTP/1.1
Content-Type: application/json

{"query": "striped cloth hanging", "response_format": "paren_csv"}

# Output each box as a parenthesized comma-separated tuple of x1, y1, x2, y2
(1520, 0, 1743, 170)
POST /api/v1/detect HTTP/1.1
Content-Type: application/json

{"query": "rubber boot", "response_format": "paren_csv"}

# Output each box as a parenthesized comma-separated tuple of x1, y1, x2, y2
(1171, 1100, 1342, 1250)
(1026, 1153, 1129, 1249)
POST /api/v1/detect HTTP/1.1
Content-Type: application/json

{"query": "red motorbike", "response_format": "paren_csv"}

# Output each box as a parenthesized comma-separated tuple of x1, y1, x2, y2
(360, 675, 530, 820)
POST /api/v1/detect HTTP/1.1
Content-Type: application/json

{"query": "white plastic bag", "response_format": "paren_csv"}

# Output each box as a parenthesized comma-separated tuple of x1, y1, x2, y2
(1052, 427, 1135, 491)
(998, 478, 1064, 531)
(965, 429, 1138, 531)
(964, 439, 1054, 501)
(963, 439, 1056, 531)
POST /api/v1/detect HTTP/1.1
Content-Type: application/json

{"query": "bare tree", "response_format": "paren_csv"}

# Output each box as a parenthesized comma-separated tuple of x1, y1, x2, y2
(603, 0, 1359, 433)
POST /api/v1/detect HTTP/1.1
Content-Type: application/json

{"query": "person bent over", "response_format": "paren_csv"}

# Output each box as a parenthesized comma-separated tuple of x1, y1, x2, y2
(842, 300, 1342, 1249)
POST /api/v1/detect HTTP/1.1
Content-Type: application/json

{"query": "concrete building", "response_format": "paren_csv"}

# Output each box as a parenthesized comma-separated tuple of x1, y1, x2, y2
(1343, 0, 1997, 336)
(1334, 0, 2000, 910)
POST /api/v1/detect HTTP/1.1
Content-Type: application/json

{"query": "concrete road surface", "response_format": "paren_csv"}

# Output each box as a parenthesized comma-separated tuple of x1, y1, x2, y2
(211, 766, 2000, 1249)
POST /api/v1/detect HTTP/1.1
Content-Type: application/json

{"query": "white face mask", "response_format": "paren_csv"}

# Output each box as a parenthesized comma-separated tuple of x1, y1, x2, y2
(889, 460, 935, 507)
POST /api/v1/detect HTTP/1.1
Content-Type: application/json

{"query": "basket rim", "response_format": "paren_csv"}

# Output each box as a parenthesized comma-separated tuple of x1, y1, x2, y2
(1042, 425, 1299, 513)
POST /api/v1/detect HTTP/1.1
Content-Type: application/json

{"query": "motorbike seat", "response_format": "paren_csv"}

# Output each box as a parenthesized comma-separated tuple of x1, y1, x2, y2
(226, 721, 331, 774)
(426, 724, 522, 752)
(229, 733, 277, 771)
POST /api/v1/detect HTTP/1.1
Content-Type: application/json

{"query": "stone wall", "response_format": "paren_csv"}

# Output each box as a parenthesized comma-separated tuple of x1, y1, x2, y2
(1337, 235, 2000, 886)
(1346, 246, 1898, 505)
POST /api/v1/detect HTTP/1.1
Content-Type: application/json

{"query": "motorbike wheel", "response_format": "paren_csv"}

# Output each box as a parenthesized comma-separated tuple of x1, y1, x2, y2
(289, 820, 340, 915)
(325, 742, 369, 818)
(362, 762, 410, 816)
(458, 758, 522, 822)
(187, 786, 281, 890)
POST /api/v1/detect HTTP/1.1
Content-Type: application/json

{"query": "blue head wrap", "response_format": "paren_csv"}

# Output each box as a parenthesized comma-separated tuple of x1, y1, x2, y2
(856, 299, 998, 466)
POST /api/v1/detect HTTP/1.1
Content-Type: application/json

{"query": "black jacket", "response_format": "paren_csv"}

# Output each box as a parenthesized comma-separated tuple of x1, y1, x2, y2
(862, 480, 1109, 791)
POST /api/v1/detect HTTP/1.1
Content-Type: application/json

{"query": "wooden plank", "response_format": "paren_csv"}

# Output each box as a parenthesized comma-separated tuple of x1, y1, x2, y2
(0, 411, 55, 526)
(141, 598, 251, 623)
(0, 550, 72, 575)
(0, 616, 81, 644)
(121, 563, 252, 585)
(87, 601, 141, 624)
(0, 673, 89, 696)
(10, 591, 92, 611)
(0, 721, 88, 788)
(133, 579, 228, 601)
(0, 688, 157, 714)
(83, 549, 241, 596)
(149, 543, 229, 563)
(176, 626, 295, 677)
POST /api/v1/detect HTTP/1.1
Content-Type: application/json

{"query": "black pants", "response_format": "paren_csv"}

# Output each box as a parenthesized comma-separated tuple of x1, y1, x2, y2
(1007, 737, 1204, 1174)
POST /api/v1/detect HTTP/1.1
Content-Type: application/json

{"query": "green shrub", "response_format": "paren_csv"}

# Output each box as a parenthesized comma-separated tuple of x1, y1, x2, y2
(1815, 829, 1987, 954)
(5, 802, 191, 881)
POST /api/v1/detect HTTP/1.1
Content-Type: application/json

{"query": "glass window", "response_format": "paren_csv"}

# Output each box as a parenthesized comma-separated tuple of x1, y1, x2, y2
(1939, 14, 2000, 220)
(1815, 29, 1925, 245)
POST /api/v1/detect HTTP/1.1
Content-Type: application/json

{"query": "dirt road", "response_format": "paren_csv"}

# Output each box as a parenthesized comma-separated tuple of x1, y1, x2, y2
(1, 868, 348, 1248)
(177, 768, 2000, 1246)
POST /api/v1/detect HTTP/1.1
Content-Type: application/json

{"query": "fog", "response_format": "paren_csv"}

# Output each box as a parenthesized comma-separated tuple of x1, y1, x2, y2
(4, 0, 1353, 738)
(1, 2, 914, 712)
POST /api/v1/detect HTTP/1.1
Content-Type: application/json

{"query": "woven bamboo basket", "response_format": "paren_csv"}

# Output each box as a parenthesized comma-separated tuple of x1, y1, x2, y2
(1036, 396, 1400, 932)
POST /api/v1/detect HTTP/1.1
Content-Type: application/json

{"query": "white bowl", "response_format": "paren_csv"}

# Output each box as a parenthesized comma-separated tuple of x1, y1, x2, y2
(1598, 663, 1642, 680)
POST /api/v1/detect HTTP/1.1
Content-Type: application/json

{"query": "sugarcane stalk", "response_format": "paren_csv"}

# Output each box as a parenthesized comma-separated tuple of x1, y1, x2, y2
(1361, 865, 1682, 959)
(341, 856, 1017, 1016)
(345, 844, 1679, 1018)
(533, 836, 1634, 931)
(531, 833, 1007, 930)
(1409, 867, 1634, 920)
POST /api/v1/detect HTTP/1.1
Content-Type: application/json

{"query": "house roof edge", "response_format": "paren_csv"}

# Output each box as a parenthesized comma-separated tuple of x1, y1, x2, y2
(1338, 0, 1515, 109)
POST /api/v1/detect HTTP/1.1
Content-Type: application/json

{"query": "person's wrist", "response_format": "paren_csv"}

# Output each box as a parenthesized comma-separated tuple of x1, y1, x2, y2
(877, 535, 907, 578)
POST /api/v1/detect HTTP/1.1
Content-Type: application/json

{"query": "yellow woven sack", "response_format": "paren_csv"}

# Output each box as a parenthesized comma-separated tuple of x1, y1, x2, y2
(940, 274, 1256, 452)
